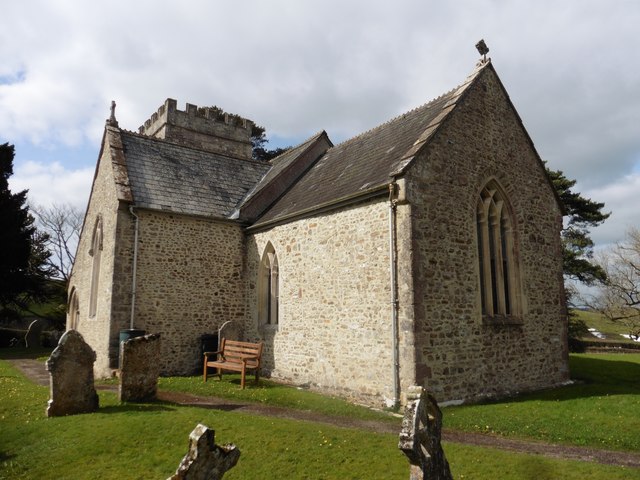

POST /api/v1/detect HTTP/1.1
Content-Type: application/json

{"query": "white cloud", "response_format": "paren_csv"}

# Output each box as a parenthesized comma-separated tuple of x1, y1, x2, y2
(10, 160, 93, 211)
(1, 0, 639, 250)
(587, 172, 640, 248)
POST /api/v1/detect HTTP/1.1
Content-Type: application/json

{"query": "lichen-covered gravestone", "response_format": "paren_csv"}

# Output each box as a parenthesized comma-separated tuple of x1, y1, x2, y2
(168, 424, 240, 480)
(119, 333, 161, 402)
(398, 386, 452, 480)
(46, 330, 99, 417)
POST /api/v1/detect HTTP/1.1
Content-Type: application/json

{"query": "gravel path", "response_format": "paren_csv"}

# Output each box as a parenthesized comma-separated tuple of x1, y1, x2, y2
(8, 358, 640, 469)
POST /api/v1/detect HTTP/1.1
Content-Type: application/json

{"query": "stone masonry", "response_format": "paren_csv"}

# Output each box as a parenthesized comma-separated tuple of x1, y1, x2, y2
(246, 199, 399, 405)
(168, 424, 240, 480)
(405, 64, 568, 401)
(119, 333, 161, 402)
(68, 59, 568, 408)
(46, 330, 99, 417)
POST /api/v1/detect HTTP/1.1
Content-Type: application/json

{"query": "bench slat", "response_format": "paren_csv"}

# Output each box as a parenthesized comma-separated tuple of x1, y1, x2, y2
(203, 338, 263, 389)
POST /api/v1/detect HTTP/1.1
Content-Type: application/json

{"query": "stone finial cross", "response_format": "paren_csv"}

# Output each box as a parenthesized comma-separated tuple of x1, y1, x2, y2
(398, 386, 453, 480)
(107, 100, 119, 127)
(168, 424, 240, 480)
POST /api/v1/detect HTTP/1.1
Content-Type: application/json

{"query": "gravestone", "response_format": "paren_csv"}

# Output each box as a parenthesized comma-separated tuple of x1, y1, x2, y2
(398, 386, 452, 480)
(119, 333, 161, 402)
(24, 318, 43, 348)
(46, 330, 99, 417)
(168, 424, 240, 480)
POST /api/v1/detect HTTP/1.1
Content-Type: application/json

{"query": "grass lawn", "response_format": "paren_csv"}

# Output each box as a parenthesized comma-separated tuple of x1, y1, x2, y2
(158, 374, 400, 423)
(574, 309, 637, 342)
(444, 353, 640, 451)
(1, 350, 639, 479)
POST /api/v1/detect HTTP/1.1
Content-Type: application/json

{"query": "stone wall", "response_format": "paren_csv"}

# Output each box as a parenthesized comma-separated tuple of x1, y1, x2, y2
(138, 99, 253, 160)
(245, 199, 399, 405)
(405, 65, 569, 402)
(68, 137, 121, 376)
(123, 210, 246, 375)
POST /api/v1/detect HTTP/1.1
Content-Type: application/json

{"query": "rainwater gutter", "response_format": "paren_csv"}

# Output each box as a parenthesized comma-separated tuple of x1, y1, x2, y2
(388, 182, 400, 408)
(129, 206, 140, 330)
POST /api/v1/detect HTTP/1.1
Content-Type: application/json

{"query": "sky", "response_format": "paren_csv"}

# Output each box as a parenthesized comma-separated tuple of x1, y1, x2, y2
(1, 0, 638, 250)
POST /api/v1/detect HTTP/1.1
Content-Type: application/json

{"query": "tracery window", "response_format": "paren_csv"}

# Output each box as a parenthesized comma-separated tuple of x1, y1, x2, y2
(258, 242, 279, 326)
(88, 216, 103, 318)
(476, 181, 520, 318)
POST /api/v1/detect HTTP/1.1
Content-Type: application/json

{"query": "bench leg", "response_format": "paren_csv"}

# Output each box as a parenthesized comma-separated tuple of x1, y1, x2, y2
(203, 360, 208, 383)
(240, 365, 246, 389)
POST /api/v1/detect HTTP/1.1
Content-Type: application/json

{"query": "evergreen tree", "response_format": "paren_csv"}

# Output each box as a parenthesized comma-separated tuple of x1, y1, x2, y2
(251, 125, 290, 162)
(546, 165, 610, 286)
(546, 165, 610, 352)
(0, 143, 52, 317)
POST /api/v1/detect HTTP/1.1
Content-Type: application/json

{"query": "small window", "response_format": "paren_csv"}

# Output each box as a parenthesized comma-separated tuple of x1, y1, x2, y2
(88, 216, 103, 318)
(258, 242, 279, 326)
(476, 181, 521, 319)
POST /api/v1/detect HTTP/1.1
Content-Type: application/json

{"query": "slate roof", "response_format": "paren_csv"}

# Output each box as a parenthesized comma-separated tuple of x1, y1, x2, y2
(240, 131, 329, 208)
(121, 132, 271, 218)
(254, 62, 486, 225)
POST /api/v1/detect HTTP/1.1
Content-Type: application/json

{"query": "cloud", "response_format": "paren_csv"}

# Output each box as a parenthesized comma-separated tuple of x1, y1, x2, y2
(10, 160, 93, 211)
(586, 172, 640, 247)
(1, 0, 638, 251)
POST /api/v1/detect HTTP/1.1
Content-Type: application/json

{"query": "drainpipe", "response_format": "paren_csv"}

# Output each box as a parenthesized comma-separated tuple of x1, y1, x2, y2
(388, 182, 400, 408)
(129, 206, 140, 330)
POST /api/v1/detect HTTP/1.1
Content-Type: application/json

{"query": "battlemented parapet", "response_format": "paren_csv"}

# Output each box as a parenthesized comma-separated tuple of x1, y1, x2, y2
(139, 99, 254, 160)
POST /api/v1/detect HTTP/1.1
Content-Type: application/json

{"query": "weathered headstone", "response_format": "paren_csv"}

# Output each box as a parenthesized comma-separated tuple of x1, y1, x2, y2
(398, 386, 452, 480)
(119, 333, 161, 402)
(168, 424, 240, 480)
(46, 330, 99, 417)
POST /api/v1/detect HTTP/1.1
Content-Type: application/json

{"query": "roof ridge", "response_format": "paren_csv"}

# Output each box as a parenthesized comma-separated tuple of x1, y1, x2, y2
(329, 59, 492, 151)
(118, 128, 268, 166)
(329, 87, 460, 151)
(269, 130, 327, 164)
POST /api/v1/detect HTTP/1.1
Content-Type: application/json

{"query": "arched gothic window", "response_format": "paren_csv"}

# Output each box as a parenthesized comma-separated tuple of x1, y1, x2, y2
(476, 181, 520, 318)
(68, 287, 80, 330)
(89, 216, 103, 318)
(258, 243, 279, 326)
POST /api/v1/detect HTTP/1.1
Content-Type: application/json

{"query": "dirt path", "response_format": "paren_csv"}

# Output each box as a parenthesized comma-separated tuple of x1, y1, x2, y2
(8, 358, 640, 469)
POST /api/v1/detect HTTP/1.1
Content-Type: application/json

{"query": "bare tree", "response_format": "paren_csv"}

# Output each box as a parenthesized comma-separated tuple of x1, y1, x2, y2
(30, 203, 83, 282)
(593, 228, 640, 340)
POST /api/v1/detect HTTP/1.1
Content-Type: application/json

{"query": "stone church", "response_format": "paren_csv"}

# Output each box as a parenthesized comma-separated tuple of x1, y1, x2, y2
(68, 58, 569, 407)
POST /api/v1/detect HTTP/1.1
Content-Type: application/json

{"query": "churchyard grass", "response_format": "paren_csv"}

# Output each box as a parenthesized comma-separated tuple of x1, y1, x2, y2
(1, 358, 639, 479)
(444, 353, 640, 451)
(158, 374, 400, 422)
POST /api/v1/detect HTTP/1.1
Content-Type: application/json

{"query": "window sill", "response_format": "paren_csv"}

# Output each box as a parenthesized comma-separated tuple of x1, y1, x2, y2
(482, 315, 523, 326)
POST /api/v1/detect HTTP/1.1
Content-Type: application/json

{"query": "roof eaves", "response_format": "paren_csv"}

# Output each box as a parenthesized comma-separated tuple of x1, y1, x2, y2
(391, 60, 492, 177)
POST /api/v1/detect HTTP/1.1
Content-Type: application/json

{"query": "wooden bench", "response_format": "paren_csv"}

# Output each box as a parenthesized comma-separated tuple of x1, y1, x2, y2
(203, 338, 263, 389)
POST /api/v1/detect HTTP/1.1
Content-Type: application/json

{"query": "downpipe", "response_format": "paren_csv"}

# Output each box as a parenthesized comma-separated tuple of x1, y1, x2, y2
(388, 182, 400, 408)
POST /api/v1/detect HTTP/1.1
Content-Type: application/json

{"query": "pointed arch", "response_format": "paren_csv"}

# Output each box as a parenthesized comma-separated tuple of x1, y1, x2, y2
(88, 215, 103, 318)
(258, 242, 279, 326)
(67, 287, 80, 330)
(476, 180, 521, 318)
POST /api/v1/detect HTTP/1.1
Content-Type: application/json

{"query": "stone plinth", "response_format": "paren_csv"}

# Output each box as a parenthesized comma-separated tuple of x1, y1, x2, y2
(46, 330, 99, 417)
